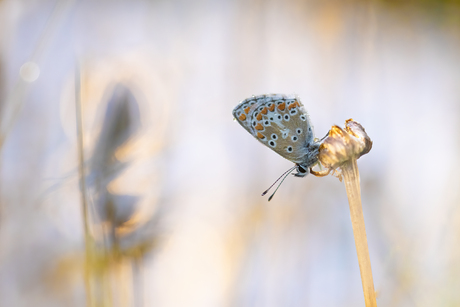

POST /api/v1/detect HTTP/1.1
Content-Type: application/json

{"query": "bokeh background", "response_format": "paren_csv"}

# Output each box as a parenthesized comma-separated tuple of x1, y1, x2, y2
(1, 0, 460, 306)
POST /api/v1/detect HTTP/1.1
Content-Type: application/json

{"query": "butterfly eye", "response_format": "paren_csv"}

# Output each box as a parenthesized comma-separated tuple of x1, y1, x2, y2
(300, 115, 306, 121)
(298, 165, 307, 173)
(271, 134, 278, 140)
(286, 146, 293, 153)
(291, 136, 298, 142)
(269, 140, 277, 147)
(296, 128, 303, 135)
(284, 114, 290, 121)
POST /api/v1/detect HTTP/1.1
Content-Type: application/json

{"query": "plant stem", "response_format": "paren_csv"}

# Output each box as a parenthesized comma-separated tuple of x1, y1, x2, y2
(75, 64, 94, 307)
(341, 159, 377, 307)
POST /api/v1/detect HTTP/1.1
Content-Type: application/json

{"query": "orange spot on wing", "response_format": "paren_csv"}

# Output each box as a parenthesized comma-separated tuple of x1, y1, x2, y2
(244, 107, 250, 114)
(261, 107, 268, 114)
(288, 103, 296, 110)
(239, 114, 246, 121)
(269, 104, 275, 111)
(255, 123, 264, 130)
(257, 132, 265, 139)
(278, 102, 286, 111)
(295, 101, 300, 107)
(256, 113, 263, 121)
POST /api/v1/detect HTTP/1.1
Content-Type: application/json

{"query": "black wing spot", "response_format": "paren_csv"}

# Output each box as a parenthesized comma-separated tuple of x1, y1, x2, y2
(300, 115, 307, 121)
(269, 140, 276, 147)
(284, 114, 290, 121)
(291, 136, 298, 142)
(296, 128, 303, 135)
(287, 146, 293, 153)
(271, 134, 278, 140)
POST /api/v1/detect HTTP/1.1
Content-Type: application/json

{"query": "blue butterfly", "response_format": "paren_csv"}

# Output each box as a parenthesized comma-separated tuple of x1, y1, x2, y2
(233, 94, 325, 200)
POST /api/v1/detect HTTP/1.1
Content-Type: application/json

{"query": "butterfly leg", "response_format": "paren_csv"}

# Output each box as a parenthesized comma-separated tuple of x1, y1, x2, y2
(332, 169, 343, 182)
(314, 131, 330, 143)
(320, 130, 330, 141)
(310, 168, 332, 177)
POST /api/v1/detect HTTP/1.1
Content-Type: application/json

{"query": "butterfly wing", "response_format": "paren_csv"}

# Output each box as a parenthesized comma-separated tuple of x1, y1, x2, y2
(232, 94, 316, 165)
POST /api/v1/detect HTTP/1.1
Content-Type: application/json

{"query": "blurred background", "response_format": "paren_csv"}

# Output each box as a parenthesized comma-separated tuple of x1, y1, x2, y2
(0, 0, 459, 306)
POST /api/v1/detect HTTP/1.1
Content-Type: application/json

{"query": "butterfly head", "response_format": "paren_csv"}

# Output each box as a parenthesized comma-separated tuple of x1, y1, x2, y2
(293, 164, 309, 177)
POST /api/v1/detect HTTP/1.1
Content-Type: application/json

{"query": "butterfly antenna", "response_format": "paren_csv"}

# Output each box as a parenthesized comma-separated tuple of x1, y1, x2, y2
(261, 166, 295, 196)
(261, 165, 296, 200)
(267, 169, 295, 201)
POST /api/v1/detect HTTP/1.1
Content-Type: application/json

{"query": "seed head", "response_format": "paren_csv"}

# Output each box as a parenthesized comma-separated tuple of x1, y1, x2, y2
(318, 119, 372, 170)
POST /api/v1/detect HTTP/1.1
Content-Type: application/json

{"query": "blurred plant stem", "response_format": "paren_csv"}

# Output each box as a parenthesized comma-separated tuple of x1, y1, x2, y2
(75, 64, 94, 307)
(0, 0, 74, 149)
(74, 65, 155, 307)
(75, 66, 121, 307)
(0, 0, 74, 228)
(342, 159, 377, 307)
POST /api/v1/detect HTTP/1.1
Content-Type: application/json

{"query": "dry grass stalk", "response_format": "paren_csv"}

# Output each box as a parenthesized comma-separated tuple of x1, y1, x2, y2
(342, 159, 376, 307)
(315, 119, 376, 307)
(75, 64, 94, 307)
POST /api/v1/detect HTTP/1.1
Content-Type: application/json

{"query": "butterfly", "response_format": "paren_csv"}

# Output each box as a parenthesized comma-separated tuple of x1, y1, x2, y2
(232, 94, 326, 200)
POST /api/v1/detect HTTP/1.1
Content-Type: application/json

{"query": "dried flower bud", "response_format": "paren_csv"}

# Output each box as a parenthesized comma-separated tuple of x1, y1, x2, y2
(318, 119, 372, 170)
